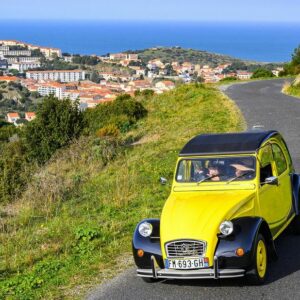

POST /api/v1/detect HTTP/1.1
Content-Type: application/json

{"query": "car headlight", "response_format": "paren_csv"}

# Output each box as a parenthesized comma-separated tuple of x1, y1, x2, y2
(138, 222, 153, 237)
(219, 220, 234, 236)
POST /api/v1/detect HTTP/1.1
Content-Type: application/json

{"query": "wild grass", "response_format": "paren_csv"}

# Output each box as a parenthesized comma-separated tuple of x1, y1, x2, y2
(0, 84, 244, 299)
(283, 78, 300, 98)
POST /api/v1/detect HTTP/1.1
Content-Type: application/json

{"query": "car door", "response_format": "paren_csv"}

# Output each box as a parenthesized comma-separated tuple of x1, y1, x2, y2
(258, 143, 283, 228)
(271, 142, 293, 220)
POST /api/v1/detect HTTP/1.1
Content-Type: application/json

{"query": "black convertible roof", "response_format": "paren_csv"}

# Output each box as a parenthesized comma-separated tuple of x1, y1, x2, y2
(179, 130, 278, 156)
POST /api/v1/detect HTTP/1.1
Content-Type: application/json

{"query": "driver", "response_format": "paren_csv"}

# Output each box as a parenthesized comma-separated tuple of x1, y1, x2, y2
(230, 163, 254, 179)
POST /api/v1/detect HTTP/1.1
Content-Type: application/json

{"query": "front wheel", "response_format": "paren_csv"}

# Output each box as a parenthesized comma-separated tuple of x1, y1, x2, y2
(247, 233, 268, 285)
(141, 277, 160, 283)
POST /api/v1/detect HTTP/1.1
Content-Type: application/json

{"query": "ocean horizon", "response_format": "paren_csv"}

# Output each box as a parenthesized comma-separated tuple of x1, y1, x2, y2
(0, 20, 300, 62)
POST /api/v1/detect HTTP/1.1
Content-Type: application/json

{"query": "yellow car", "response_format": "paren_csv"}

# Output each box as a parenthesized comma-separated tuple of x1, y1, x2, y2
(132, 130, 300, 284)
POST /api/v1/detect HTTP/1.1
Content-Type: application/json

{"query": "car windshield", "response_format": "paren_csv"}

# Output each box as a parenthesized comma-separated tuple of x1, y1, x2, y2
(176, 156, 256, 183)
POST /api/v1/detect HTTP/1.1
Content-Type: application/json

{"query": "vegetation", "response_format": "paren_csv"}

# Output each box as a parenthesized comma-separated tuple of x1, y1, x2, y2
(0, 81, 43, 118)
(37, 57, 78, 71)
(281, 45, 300, 76)
(219, 76, 238, 82)
(251, 68, 274, 79)
(0, 84, 243, 299)
(283, 75, 300, 98)
(72, 55, 99, 66)
(128, 46, 245, 66)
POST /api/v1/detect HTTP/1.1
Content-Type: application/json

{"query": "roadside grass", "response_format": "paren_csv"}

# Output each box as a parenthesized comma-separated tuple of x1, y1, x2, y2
(283, 80, 300, 98)
(0, 84, 244, 299)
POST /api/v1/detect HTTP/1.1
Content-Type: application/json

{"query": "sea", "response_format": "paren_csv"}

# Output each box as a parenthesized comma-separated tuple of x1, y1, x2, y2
(0, 20, 300, 62)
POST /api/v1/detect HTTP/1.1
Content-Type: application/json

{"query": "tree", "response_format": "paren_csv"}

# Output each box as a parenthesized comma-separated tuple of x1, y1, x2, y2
(251, 68, 274, 79)
(90, 71, 101, 83)
(24, 95, 85, 164)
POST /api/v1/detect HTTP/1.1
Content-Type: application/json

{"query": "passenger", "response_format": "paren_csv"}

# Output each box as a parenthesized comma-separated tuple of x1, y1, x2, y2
(207, 164, 222, 181)
(194, 164, 207, 181)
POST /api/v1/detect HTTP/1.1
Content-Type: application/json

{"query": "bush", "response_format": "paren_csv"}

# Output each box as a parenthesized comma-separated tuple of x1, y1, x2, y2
(84, 94, 147, 133)
(96, 124, 120, 137)
(0, 140, 33, 203)
(220, 76, 238, 82)
(24, 96, 85, 164)
(251, 68, 274, 79)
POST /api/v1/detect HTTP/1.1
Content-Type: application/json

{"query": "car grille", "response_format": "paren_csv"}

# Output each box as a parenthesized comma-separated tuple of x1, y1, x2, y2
(165, 240, 206, 258)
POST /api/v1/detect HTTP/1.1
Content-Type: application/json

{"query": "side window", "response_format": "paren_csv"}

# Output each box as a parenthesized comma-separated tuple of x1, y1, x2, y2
(272, 144, 287, 175)
(259, 144, 273, 183)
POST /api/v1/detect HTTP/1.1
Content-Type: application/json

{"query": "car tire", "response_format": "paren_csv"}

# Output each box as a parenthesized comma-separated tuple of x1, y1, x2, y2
(141, 277, 160, 283)
(291, 214, 300, 235)
(247, 233, 268, 285)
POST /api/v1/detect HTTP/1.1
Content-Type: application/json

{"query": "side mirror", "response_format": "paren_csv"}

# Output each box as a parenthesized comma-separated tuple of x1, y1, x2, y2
(160, 177, 167, 185)
(263, 176, 278, 186)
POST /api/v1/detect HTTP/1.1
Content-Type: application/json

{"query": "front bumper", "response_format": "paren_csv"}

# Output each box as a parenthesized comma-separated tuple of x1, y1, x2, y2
(137, 256, 245, 280)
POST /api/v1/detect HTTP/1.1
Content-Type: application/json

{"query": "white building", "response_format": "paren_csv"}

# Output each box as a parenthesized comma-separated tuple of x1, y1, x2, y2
(11, 61, 41, 73)
(1, 50, 32, 56)
(26, 70, 85, 82)
(6, 112, 20, 124)
(37, 82, 65, 99)
(236, 71, 253, 80)
(6, 56, 41, 64)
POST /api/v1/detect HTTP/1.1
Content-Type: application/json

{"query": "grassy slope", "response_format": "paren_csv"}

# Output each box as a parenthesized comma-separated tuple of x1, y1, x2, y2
(0, 84, 244, 299)
(282, 76, 300, 98)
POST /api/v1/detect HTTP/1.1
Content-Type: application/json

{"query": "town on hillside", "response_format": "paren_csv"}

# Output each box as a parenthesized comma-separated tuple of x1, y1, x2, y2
(0, 40, 284, 126)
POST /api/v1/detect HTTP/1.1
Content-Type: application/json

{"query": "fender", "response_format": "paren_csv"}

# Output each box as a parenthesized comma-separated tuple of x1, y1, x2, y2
(215, 217, 276, 270)
(132, 219, 164, 269)
(292, 173, 300, 215)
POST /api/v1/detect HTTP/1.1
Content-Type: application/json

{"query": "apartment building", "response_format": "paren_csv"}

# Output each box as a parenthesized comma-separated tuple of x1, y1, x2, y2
(26, 70, 85, 82)
(1, 50, 32, 56)
(11, 61, 41, 73)
(6, 56, 41, 64)
(37, 82, 65, 98)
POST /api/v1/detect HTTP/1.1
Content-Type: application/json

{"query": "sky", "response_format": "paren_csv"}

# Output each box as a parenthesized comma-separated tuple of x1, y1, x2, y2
(1, 0, 300, 22)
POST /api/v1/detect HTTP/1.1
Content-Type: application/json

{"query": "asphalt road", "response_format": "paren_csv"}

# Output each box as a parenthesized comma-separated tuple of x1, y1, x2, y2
(87, 79, 300, 300)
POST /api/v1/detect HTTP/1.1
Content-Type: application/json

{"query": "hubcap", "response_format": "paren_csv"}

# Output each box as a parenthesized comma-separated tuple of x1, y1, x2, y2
(256, 240, 267, 278)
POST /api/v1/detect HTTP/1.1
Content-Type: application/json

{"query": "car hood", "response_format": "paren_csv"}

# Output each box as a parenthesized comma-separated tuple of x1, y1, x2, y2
(160, 190, 255, 264)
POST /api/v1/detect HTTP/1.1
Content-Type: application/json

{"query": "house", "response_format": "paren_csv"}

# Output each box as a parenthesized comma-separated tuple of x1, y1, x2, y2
(0, 75, 19, 82)
(236, 71, 253, 80)
(6, 112, 20, 124)
(272, 67, 284, 77)
(109, 53, 128, 60)
(155, 80, 175, 91)
(25, 112, 36, 121)
(128, 80, 152, 90)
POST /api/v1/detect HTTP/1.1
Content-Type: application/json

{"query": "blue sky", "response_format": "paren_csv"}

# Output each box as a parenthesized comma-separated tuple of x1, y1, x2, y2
(1, 0, 300, 22)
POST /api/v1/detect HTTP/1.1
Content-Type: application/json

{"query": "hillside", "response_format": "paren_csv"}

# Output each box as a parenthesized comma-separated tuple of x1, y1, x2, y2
(0, 84, 244, 299)
(127, 46, 250, 66)
(0, 80, 42, 118)
(283, 75, 300, 98)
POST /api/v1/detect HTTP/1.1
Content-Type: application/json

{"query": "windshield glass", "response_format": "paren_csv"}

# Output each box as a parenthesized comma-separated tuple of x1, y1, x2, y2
(176, 156, 256, 183)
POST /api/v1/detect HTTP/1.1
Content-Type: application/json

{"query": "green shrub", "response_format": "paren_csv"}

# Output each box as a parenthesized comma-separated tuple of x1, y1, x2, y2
(84, 94, 147, 133)
(251, 68, 274, 79)
(220, 76, 238, 82)
(24, 96, 85, 164)
(0, 140, 33, 203)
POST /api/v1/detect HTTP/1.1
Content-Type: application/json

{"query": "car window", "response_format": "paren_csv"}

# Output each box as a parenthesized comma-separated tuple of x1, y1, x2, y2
(272, 144, 287, 175)
(260, 144, 273, 167)
(259, 144, 274, 183)
(176, 156, 256, 182)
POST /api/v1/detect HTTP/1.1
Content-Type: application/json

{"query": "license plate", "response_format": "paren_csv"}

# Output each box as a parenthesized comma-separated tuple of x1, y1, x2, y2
(166, 257, 209, 269)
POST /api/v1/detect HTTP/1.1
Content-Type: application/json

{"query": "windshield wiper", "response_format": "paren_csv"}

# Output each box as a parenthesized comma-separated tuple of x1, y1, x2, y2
(226, 170, 254, 184)
(197, 174, 222, 185)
